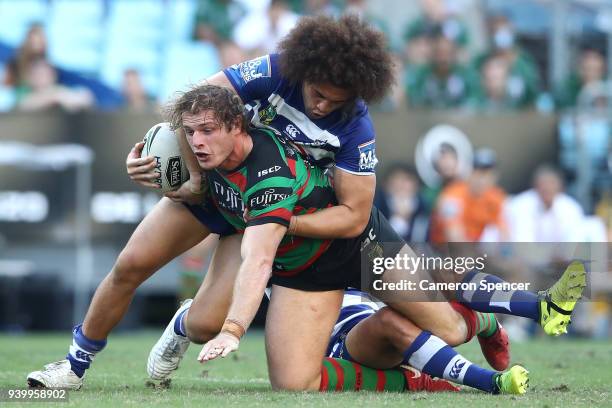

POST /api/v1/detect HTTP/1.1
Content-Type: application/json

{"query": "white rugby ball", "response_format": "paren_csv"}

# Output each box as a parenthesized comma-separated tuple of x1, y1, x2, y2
(142, 122, 189, 193)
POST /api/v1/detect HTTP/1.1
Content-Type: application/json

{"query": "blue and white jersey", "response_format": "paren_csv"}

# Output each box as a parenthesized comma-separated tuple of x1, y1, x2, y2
(223, 54, 378, 175)
(326, 289, 383, 357)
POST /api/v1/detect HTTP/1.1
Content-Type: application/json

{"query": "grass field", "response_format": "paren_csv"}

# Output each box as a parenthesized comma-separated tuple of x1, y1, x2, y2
(1, 331, 611, 407)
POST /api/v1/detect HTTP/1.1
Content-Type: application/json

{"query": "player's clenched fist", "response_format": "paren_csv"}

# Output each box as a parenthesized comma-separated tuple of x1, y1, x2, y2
(198, 332, 240, 362)
(125, 141, 160, 188)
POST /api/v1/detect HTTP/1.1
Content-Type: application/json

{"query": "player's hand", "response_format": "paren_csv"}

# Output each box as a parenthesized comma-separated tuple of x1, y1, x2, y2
(164, 178, 205, 205)
(126, 142, 160, 189)
(198, 332, 240, 363)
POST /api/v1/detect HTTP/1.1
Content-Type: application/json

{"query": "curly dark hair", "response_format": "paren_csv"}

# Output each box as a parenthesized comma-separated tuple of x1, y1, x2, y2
(164, 84, 247, 132)
(277, 14, 395, 103)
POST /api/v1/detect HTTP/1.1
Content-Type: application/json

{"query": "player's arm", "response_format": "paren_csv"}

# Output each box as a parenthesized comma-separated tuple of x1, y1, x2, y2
(290, 168, 375, 239)
(198, 222, 286, 362)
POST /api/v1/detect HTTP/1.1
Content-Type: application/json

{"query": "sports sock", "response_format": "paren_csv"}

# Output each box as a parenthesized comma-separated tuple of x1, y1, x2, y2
(450, 302, 498, 340)
(478, 312, 499, 337)
(402, 331, 499, 393)
(173, 307, 190, 337)
(456, 270, 540, 321)
(66, 324, 107, 378)
(320, 357, 406, 392)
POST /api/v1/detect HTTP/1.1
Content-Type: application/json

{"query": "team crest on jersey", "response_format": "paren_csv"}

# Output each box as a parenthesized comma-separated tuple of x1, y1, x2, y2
(232, 55, 271, 83)
(358, 140, 378, 172)
(258, 105, 277, 125)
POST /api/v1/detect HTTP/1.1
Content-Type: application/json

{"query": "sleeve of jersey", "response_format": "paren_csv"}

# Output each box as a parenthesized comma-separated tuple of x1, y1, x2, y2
(222, 54, 281, 102)
(245, 180, 298, 228)
(333, 116, 378, 176)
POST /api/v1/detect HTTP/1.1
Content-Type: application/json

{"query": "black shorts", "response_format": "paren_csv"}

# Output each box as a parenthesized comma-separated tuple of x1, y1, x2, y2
(270, 206, 405, 291)
(184, 200, 237, 237)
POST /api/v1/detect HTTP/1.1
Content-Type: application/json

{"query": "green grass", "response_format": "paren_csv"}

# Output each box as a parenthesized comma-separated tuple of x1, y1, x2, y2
(1, 331, 611, 407)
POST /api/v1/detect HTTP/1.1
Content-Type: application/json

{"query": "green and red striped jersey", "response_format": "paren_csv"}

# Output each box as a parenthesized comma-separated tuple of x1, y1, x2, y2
(208, 128, 337, 275)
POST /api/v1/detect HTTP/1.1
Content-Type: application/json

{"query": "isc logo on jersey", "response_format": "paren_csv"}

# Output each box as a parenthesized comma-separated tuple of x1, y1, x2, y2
(258, 165, 281, 177)
(234, 55, 271, 83)
(358, 140, 378, 172)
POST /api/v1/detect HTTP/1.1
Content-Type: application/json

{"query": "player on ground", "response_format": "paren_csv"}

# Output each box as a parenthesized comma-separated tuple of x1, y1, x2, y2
(158, 84, 584, 393)
(325, 290, 524, 394)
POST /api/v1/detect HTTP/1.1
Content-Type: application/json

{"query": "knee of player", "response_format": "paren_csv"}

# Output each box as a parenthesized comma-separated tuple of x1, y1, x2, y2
(432, 319, 466, 346)
(109, 255, 146, 289)
(270, 375, 318, 391)
(113, 245, 160, 284)
(183, 314, 219, 344)
(377, 307, 420, 349)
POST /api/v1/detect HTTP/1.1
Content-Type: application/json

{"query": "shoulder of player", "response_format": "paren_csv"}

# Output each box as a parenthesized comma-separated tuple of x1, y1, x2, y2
(244, 128, 294, 182)
(343, 101, 373, 131)
(333, 105, 375, 146)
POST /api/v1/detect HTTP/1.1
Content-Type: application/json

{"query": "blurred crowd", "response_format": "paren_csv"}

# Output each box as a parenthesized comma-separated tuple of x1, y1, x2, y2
(376, 144, 611, 339)
(0, 0, 610, 337)
(0, 0, 611, 113)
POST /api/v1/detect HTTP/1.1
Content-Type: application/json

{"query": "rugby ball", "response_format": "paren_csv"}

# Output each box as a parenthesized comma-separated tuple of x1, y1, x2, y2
(142, 122, 189, 193)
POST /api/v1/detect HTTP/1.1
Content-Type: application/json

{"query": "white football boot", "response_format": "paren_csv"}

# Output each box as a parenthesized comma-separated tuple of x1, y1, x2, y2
(27, 360, 83, 390)
(147, 299, 193, 380)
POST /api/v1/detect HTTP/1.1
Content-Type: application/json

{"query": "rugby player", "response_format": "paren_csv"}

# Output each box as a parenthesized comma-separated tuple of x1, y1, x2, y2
(161, 84, 583, 393)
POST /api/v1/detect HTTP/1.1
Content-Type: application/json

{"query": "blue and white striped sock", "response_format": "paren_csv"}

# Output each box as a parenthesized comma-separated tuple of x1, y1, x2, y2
(457, 270, 539, 321)
(173, 307, 190, 337)
(66, 324, 107, 378)
(403, 331, 498, 393)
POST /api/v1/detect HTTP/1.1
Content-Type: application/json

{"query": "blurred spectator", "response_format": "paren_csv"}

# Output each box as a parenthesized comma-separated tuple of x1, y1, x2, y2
(429, 148, 507, 244)
(557, 48, 607, 109)
(472, 13, 539, 108)
(218, 40, 248, 67)
(470, 55, 525, 111)
(506, 165, 584, 242)
(121, 69, 157, 112)
(232, 0, 299, 54)
(402, 21, 436, 68)
(403, 0, 468, 49)
(406, 31, 477, 109)
(6, 23, 47, 87)
(422, 142, 462, 212)
(375, 164, 429, 242)
(16, 57, 93, 112)
(194, 0, 246, 45)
